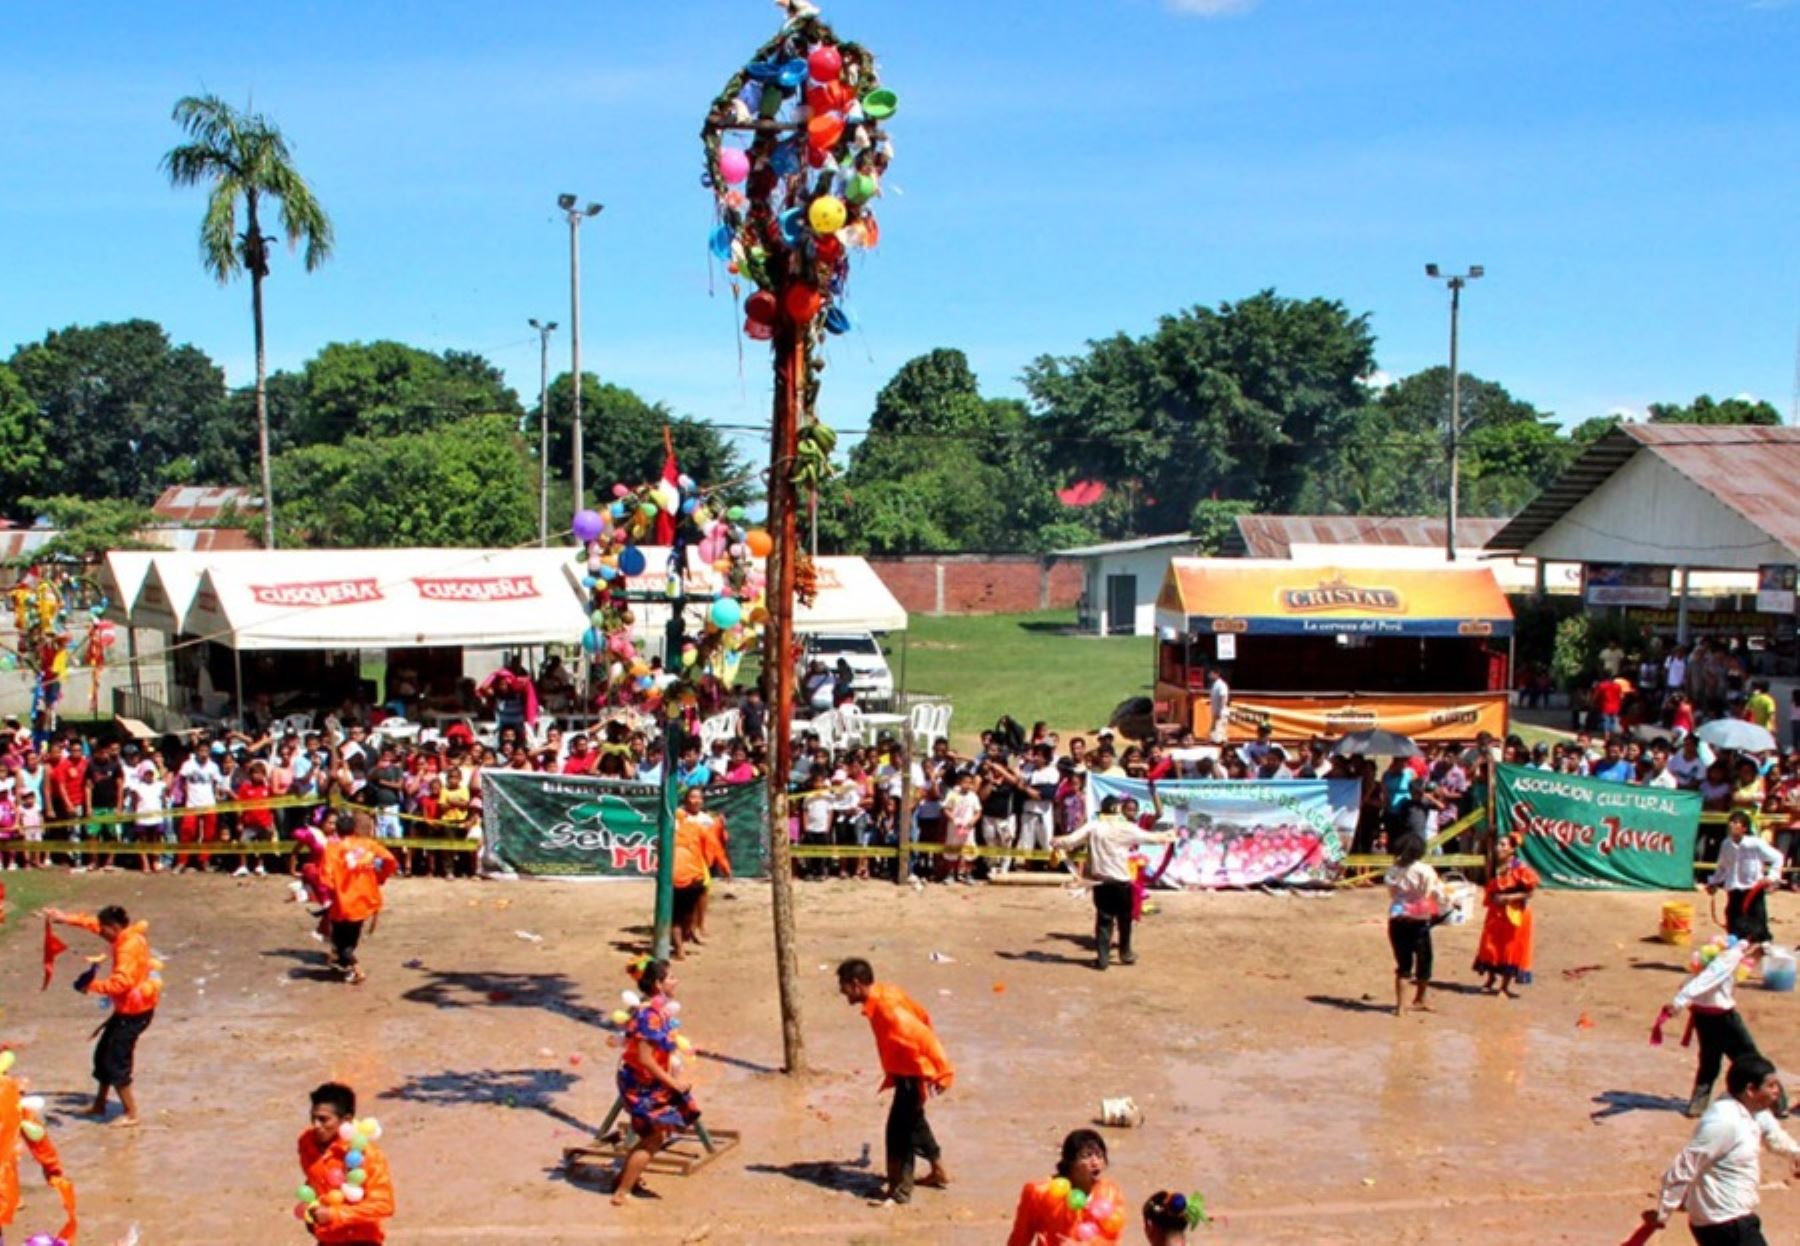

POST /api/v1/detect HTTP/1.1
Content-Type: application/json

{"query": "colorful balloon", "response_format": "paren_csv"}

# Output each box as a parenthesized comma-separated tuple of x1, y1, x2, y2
(717, 147, 750, 184)
(807, 195, 847, 234)
(572, 509, 605, 542)
(808, 44, 843, 82)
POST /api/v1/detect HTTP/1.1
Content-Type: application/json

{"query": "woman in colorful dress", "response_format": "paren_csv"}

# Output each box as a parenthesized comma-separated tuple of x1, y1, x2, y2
(1006, 1129, 1130, 1245)
(1474, 833, 1539, 997)
(612, 959, 699, 1206)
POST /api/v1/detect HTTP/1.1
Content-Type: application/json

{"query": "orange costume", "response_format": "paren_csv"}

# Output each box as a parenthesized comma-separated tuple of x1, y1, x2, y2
(298, 1129, 395, 1244)
(1007, 1176, 1129, 1245)
(673, 810, 731, 889)
(323, 835, 398, 924)
(0, 1071, 77, 1242)
(68, 914, 160, 1015)
(1472, 860, 1539, 986)
(863, 982, 953, 1097)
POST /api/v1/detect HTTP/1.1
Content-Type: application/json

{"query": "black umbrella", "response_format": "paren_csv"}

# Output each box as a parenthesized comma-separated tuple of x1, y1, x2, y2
(1332, 728, 1420, 758)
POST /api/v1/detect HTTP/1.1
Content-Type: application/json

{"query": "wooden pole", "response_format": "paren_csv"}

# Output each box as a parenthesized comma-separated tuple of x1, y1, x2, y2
(764, 320, 807, 1073)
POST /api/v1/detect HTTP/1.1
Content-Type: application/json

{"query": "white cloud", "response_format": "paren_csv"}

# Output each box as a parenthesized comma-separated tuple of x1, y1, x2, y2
(1359, 369, 1393, 391)
(1166, 0, 1259, 16)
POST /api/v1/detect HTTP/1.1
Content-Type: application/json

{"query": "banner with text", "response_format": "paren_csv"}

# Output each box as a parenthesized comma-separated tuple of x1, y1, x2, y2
(1087, 775, 1356, 888)
(1201, 693, 1511, 744)
(1497, 763, 1698, 891)
(482, 772, 768, 878)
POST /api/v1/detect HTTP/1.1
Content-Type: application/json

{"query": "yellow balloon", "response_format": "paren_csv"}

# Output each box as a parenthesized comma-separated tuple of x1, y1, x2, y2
(808, 195, 847, 234)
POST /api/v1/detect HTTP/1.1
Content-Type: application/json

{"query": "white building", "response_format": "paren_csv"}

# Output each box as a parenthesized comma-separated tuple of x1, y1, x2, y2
(1055, 534, 1200, 635)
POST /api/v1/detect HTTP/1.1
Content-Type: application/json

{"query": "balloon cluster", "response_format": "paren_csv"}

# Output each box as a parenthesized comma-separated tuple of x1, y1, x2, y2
(1690, 933, 1753, 983)
(702, 5, 895, 350)
(606, 977, 696, 1072)
(294, 1117, 382, 1222)
(1043, 1177, 1128, 1241)
(571, 476, 770, 711)
(20, 1234, 68, 1246)
(5, 1051, 74, 1246)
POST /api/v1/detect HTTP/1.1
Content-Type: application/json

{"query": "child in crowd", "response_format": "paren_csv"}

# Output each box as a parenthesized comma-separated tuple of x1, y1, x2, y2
(942, 770, 982, 885)
(0, 785, 18, 870)
(17, 790, 42, 871)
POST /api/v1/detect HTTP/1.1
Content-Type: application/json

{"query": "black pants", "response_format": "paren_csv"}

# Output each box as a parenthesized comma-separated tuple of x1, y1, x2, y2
(1093, 880, 1134, 967)
(1389, 917, 1434, 981)
(94, 1009, 155, 1089)
(331, 919, 365, 970)
(1693, 1009, 1760, 1092)
(1692, 1214, 1766, 1245)
(1725, 888, 1772, 944)
(673, 883, 705, 930)
(884, 1075, 940, 1203)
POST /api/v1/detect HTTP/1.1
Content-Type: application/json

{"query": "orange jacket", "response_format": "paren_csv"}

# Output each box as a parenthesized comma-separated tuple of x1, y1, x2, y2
(69, 914, 160, 1016)
(673, 810, 731, 888)
(298, 1130, 395, 1244)
(1006, 1176, 1127, 1246)
(0, 1075, 77, 1239)
(324, 836, 397, 924)
(862, 983, 953, 1096)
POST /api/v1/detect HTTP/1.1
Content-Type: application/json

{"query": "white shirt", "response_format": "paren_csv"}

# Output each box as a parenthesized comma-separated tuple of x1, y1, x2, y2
(1658, 1096, 1799, 1226)
(1665, 655, 1687, 689)
(1023, 765, 1060, 814)
(1673, 942, 1748, 1014)
(1209, 677, 1229, 721)
(1385, 861, 1448, 918)
(1669, 752, 1709, 787)
(126, 777, 167, 824)
(1053, 816, 1176, 883)
(1648, 768, 1679, 790)
(179, 757, 223, 806)
(1710, 835, 1785, 891)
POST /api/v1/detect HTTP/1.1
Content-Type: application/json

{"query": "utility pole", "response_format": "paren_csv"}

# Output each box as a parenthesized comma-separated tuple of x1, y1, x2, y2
(528, 318, 558, 546)
(558, 194, 603, 516)
(1425, 263, 1482, 560)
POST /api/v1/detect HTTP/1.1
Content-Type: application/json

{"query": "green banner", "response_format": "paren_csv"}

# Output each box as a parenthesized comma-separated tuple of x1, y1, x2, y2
(482, 772, 768, 878)
(1497, 763, 1699, 890)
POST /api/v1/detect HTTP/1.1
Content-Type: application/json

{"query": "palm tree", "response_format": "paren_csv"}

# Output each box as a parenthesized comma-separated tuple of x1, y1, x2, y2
(162, 94, 332, 549)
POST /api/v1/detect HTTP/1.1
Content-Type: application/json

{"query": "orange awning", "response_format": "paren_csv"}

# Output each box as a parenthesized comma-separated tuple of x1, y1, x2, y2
(1156, 559, 1513, 637)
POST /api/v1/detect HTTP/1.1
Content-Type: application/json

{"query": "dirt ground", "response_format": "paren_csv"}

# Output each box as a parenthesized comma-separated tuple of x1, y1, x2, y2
(3, 871, 1799, 1245)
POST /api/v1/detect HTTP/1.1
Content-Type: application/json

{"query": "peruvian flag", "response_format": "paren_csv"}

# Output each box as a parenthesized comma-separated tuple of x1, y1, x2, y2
(656, 426, 680, 546)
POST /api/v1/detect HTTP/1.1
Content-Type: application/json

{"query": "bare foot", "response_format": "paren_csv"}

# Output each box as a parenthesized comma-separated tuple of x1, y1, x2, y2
(114, 1115, 140, 1128)
(918, 1166, 951, 1189)
(1412, 1001, 1435, 1013)
(81, 1105, 108, 1118)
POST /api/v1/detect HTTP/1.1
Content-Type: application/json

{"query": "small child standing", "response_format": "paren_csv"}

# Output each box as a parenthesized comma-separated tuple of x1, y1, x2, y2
(0, 788, 18, 870)
(1384, 834, 1449, 1016)
(1708, 809, 1783, 943)
(942, 770, 983, 885)
(17, 790, 43, 871)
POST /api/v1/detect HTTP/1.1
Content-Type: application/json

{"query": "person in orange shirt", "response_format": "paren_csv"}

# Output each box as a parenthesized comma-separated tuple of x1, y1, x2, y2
(322, 812, 397, 986)
(671, 787, 730, 957)
(0, 1053, 78, 1245)
(1006, 1129, 1130, 1246)
(837, 958, 952, 1206)
(298, 1081, 395, 1244)
(43, 903, 162, 1126)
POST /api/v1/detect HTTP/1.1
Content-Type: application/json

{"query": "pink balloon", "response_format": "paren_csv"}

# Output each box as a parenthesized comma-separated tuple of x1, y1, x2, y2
(718, 147, 750, 184)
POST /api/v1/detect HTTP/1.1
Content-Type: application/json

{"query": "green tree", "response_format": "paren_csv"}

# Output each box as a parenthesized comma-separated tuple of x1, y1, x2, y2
(7, 320, 238, 504)
(543, 374, 744, 500)
(822, 349, 1067, 553)
(0, 364, 48, 522)
(14, 496, 159, 563)
(286, 340, 521, 445)
(1025, 291, 1377, 533)
(163, 93, 334, 549)
(272, 414, 536, 547)
(1648, 394, 1782, 425)
(1568, 413, 1623, 447)
(1189, 498, 1255, 553)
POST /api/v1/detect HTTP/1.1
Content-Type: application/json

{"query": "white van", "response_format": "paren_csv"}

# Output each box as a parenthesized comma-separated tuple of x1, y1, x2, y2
(801, 631, 896, 710)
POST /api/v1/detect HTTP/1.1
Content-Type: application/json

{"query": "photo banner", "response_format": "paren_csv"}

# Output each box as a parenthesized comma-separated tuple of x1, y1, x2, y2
(482, 772, 768, 878)
(1087, 775, 1356, 888)
(1497, 763, 1699, 890)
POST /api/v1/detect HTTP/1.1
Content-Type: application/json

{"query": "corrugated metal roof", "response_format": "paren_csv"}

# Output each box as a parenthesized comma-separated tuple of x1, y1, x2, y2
(1225, 515, 1509, 559)
(150, 485, 262, 523)
(1052, 532, 1199, 558)
(0, 527, 257, 562)
(1486, 424, 1800, 558)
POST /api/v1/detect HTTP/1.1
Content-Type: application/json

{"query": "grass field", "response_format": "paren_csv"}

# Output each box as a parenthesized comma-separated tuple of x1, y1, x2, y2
(887, 610, 1152, 746)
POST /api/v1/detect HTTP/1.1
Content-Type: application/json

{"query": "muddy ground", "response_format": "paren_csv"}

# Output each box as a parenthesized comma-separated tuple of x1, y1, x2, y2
(2, 871, 1797, 1244)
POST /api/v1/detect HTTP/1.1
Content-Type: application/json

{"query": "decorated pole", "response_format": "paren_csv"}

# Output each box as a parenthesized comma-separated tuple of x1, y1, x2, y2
(702, 1, 896, 1075)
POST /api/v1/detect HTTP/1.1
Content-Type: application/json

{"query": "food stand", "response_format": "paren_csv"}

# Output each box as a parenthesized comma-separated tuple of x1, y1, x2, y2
(1153, 559, 1513, 742)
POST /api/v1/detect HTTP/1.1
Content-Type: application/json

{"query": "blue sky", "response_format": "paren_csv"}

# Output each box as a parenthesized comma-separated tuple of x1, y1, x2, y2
(4, 0, 1797, 467)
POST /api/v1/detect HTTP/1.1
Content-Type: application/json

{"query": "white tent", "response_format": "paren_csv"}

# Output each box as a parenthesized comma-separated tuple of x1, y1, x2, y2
(134, 554, 215, 634)
(601, 548, 906, 634)
(98, 552, 155, 625)
(179, 549, 592, 650)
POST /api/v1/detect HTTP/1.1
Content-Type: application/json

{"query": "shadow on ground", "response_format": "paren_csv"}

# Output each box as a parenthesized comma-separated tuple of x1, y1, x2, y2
(380, 1066, 597, 1135)
(1590, 1090, 1687, 1122)
(745, 1153, 882, 1200)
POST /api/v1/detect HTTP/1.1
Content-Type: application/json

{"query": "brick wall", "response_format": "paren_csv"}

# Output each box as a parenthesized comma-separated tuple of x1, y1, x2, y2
(868, 555, 1084, 616)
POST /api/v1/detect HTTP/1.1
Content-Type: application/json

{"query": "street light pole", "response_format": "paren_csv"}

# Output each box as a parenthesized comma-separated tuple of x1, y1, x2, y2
(528, 318, 558, 546)
(1425, 263, 1483, 560)
(559, 194, 603, 517)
